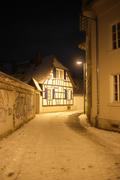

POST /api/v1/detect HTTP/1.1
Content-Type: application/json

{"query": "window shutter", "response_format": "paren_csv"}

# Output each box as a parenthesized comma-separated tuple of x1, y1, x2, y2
(53, 89, 55, 99)
(53, 67, 56, 78)
(45, 88, 48, 99)
(65, 89, 67, 99)
(64, 70, 66, 80)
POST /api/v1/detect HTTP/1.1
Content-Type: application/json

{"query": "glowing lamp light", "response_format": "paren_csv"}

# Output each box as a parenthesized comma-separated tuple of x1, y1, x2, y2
(76, 61, 83, 65)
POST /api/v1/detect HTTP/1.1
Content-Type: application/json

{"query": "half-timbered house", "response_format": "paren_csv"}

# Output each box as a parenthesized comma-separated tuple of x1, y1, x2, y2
(23, 55, 75, 112)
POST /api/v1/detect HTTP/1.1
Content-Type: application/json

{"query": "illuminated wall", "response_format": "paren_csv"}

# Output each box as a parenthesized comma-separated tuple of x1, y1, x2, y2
(89, 0, 120, 131)
(0, 71, 37, 138)
(42, 68, 73, 106)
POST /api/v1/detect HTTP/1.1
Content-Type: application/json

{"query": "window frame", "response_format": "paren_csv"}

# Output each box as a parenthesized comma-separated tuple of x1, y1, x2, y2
(112, 74, 120, 102)
(112, 22, 120, 49)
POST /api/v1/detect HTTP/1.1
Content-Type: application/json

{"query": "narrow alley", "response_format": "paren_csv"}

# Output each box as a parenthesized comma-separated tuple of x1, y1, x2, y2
(0, 111, 120, 180)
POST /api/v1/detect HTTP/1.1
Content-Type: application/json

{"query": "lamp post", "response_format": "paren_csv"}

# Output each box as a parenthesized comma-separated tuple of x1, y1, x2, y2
(76, 59, 86, 114)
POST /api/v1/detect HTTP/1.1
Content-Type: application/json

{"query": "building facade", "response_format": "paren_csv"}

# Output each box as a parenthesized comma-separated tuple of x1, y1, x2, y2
(81, 0, 120, 131)
(23, 55, 77, 112)
(42, 68, 73, 107)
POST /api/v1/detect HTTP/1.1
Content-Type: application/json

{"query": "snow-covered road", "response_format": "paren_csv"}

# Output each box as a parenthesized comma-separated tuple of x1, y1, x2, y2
(0, 111, 120, 180)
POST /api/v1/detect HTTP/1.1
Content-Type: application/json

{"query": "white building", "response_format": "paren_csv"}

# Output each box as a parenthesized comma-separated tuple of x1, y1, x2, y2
(21, 55, 83, 113)
(81, 0, 120, 132)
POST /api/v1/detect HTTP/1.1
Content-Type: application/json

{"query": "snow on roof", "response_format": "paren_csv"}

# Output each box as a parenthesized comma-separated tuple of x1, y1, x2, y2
(23, 55, 68, 84)
(32, 56, 53, 84)
(53, 58, 68, 71)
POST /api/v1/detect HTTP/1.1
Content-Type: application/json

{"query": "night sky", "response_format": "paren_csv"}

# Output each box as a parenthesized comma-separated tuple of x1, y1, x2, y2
(0, 2, 82, 75)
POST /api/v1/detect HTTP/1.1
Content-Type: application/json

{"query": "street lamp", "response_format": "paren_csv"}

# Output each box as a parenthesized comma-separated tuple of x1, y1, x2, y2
(76, 61, 82, 65)
(76, 59, 86, 114)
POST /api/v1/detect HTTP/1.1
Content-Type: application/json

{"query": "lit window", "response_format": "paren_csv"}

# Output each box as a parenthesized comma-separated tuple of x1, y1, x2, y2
(112, 23, 120, 49)
(54, 88, 64, 99)
(60, 70, 63, 79)
(67, 90, 73, 100)
(47, 89, 52, 100)
(113, 75, 120, 101)
(56, 68, 64, 79)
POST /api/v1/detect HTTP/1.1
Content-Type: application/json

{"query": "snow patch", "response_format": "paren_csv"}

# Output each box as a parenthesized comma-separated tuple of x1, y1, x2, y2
(78, 114, 90, 128)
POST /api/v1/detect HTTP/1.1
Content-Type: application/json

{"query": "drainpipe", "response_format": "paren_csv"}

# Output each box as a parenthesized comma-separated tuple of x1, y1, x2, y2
(95, 16, 99, 127)
(82, 10, 99, 126)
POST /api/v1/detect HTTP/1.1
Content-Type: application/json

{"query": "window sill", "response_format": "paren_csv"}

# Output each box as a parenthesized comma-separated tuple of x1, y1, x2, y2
(108, 48, 120, 52)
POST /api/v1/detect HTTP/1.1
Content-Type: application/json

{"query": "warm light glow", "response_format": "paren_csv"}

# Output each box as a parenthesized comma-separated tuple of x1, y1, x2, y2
(76, 61, 82, 65)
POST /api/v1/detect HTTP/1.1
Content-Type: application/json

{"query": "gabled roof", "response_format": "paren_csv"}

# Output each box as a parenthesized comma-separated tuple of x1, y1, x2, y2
(23, 55, 69, 84)
(53, 58, 68, 71)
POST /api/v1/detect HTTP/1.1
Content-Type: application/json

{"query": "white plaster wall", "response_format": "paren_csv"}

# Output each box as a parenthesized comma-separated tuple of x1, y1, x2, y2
(73, 95, 84, 112)
(39, 95, 70, 112)
(98, 3, 120, 121)
(39, 94, 83, 113)
(90, 0, 120, 130)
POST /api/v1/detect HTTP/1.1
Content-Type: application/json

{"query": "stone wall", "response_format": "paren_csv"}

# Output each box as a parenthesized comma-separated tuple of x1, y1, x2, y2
(0, 71, 37, 138)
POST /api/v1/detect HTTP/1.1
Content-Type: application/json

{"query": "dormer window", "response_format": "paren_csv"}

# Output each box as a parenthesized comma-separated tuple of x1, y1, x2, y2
(56, 68, 64, 79)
